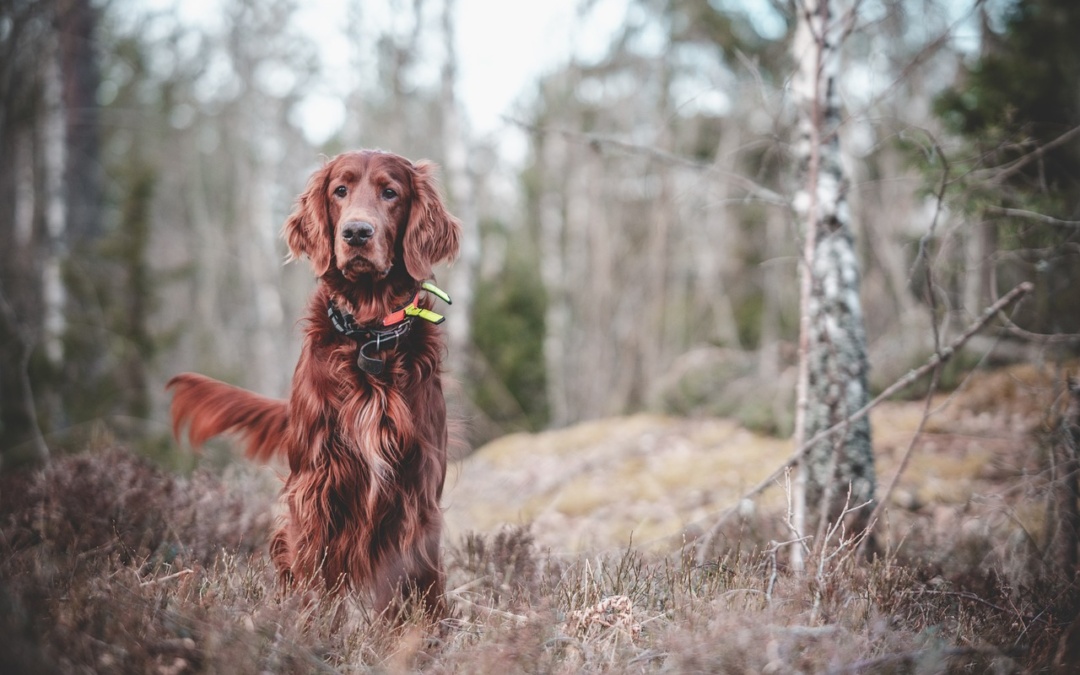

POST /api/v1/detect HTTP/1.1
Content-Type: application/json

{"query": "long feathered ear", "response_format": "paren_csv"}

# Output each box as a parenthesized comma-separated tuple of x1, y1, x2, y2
(282, 162, 332, 277)
(403, 160, 461, 281)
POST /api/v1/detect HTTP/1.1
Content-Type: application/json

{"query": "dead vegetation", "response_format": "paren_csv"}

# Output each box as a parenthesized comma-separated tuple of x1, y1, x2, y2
(2, 365, 1080, 673)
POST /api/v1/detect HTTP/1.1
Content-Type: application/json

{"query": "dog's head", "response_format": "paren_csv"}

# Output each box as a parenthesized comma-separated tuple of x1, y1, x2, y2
(283, 150, 460, 282)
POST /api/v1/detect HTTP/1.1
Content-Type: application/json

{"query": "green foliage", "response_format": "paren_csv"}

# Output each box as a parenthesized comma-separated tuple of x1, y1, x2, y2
(105, 165, 159, 420)
(49, 165, 160, 439)
(469, 220, 550, 432)
(933, 0, 1080, 218)
(935, 0, 1080, 181)
(931, 0, 1080, 333)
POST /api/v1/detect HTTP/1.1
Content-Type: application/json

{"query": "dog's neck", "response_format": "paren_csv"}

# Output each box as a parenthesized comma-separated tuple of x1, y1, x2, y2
(320, 268, 419, 326)
(318, 270, 451, 376)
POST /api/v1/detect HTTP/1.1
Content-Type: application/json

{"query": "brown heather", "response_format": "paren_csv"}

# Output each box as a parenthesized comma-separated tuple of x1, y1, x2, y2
(3, 367, 1080, 673)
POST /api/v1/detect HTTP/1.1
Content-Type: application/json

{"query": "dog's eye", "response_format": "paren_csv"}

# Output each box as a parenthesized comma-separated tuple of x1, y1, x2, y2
(381, 188, 398, 201)
(334, 185, 347, 198)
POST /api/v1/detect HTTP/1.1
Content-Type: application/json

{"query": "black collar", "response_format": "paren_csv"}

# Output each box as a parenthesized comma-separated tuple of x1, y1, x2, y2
(327, 296, 415, 375)
(326, 282, 450, 376)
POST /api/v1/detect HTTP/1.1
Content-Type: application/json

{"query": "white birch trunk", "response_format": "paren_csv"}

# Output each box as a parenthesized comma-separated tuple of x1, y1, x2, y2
(791, 0, 876, 569)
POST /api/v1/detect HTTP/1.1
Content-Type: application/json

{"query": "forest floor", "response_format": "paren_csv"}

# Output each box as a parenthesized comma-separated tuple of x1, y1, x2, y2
(2, 362, 1079, 673)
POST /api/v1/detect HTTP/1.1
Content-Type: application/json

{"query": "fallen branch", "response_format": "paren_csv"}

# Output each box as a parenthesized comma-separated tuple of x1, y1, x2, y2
(692, 281, 1034, 563)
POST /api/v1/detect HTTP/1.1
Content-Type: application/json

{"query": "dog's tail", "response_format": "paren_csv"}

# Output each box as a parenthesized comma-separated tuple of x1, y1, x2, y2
(167, 373, 287, 462)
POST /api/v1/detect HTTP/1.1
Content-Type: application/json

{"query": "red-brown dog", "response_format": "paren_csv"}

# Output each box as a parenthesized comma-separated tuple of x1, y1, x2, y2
(168, 150, 460, 617)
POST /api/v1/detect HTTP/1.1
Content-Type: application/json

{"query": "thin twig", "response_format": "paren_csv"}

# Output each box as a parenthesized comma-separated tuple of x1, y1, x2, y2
(628, 650, 669, 665)
(996, 310, 1080, 345)
(979, 124, 1080, 184)
(140, 569, 195, 586)
(448, 591, 528, 624)
(505, 117, 788, 206)
(908, 588, 1044, 623)
(844, 0, 986, 125)
(986, 205, 1080, 228)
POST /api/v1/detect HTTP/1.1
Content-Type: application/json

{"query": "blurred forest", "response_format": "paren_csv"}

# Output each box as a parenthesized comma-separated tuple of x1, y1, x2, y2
(2, 0, 1080, 468)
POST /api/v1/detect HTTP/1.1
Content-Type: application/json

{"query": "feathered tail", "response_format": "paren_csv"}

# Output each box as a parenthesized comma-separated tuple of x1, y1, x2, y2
(167, 373, 287, 462)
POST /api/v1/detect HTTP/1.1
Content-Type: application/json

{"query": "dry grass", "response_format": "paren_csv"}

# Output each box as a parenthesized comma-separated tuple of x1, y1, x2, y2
(0, 456, 1075, 674)
(3, 364, 1080, 672)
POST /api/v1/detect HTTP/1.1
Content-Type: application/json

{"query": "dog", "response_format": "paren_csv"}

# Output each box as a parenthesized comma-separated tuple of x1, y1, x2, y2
(168, 150, 460, 618)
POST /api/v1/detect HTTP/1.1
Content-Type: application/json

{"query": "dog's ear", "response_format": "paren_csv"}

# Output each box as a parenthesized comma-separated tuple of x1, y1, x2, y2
(403, 161, 461, 281)
(282, 162, 333, 277)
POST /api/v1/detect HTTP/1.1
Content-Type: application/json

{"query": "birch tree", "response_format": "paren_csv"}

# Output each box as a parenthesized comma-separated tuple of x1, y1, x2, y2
(790, 0, 876, 564)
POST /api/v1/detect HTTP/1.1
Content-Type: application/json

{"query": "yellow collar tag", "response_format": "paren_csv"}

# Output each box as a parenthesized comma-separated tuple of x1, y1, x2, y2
(405, 305, 445, 324)
(421, 281, 452, 305)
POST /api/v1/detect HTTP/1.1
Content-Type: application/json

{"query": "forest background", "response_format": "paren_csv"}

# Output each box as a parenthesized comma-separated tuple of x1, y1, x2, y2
(3, 0, 1078, 461)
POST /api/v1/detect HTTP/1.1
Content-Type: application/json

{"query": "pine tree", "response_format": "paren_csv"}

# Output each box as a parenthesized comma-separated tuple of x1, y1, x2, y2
(934, 0, 1080, 334)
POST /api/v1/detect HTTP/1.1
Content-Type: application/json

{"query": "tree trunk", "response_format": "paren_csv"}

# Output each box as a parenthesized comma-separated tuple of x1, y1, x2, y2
(537, 134, 571, 427)
(56, 0, 108, 432)
(57, 0, 102, 244)
(0, 2, 53, 467)
(439, 0, 478, 377)
(791, 0, 876, 566)
(0, 135, 40, 464)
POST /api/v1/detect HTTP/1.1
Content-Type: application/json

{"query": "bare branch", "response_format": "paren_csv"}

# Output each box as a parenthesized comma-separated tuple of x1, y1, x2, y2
(996, 305, 1080, 345)
(505, 117, 789, 206)
(979, 124, 1080, 184)
(906, 128, 949, 331)
(848, 0, 987, 121)
(986, 206, 1080, 228)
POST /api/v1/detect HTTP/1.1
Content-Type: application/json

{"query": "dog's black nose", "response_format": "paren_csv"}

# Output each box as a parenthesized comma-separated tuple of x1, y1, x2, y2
(342, 221, 375, 246)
